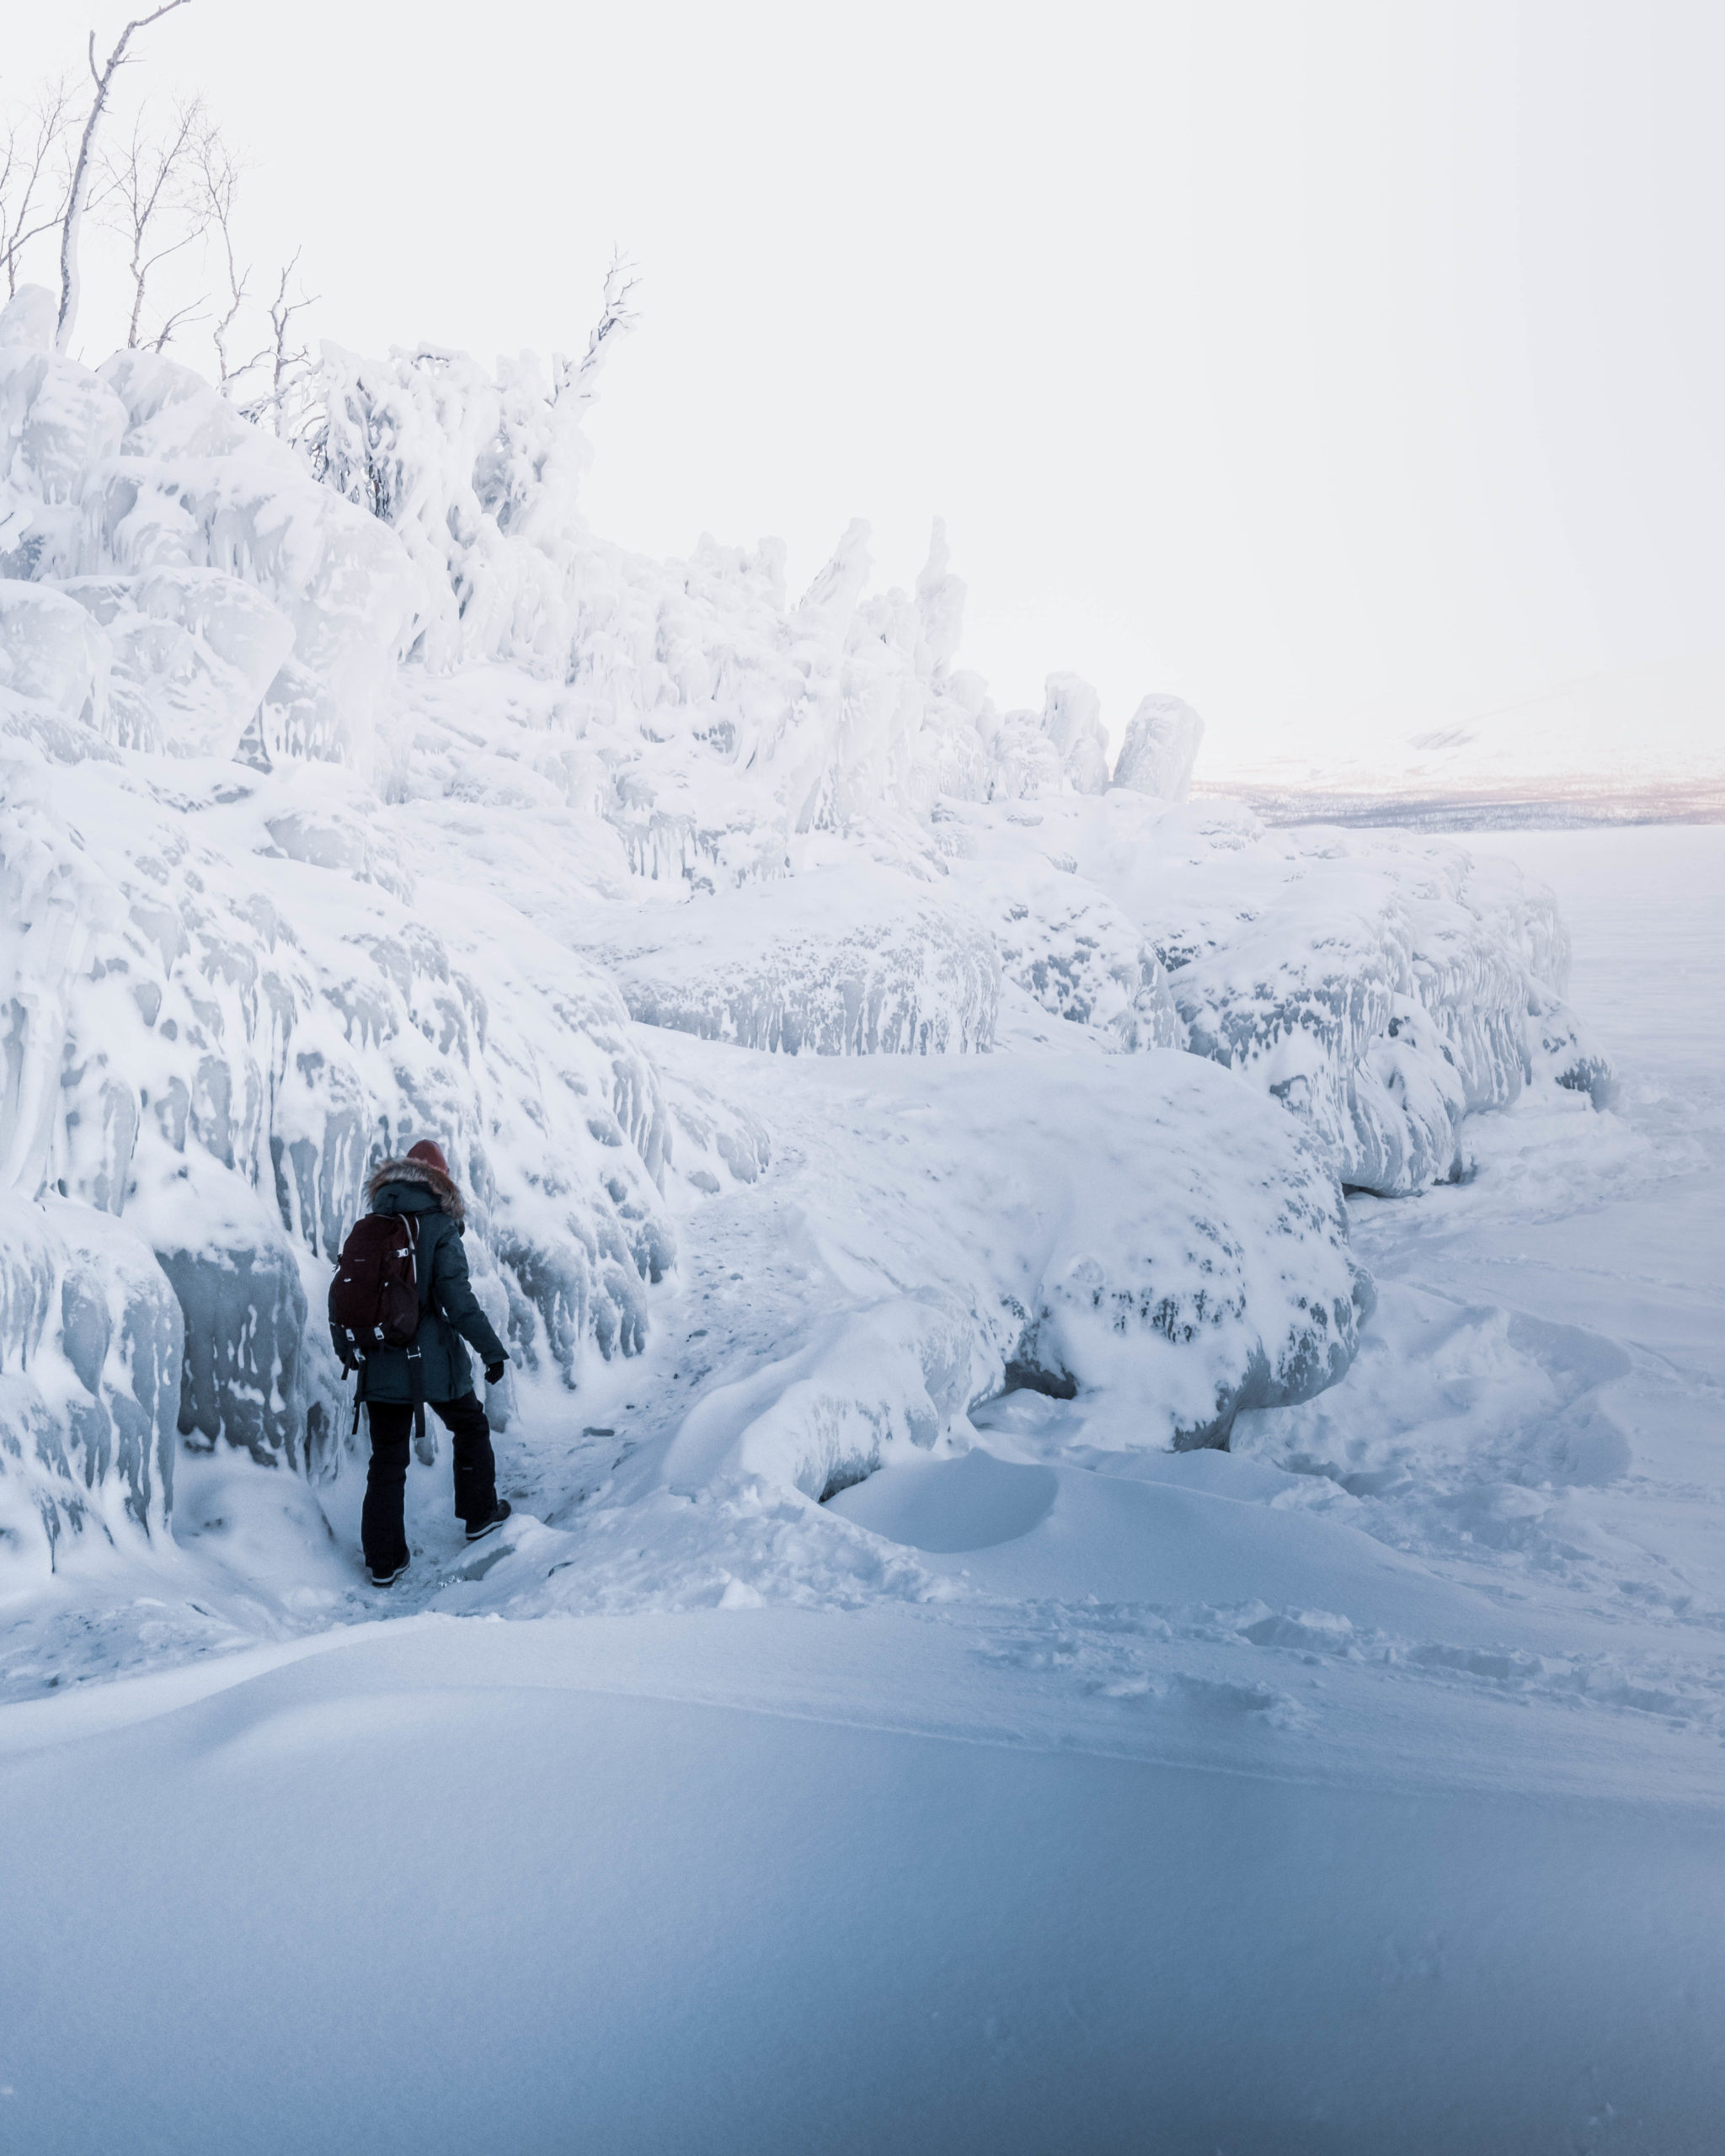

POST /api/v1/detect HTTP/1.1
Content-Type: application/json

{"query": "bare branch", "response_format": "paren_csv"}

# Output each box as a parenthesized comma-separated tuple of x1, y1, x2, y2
(56, 0, 194, 351)
(553, 246, 642, 406)
(147, 293, 202, 351)
(262, 253, 317, 435)
(225, 253, 318, 435)
(192, 122, 250, 384)
(0, 80, 75, 299)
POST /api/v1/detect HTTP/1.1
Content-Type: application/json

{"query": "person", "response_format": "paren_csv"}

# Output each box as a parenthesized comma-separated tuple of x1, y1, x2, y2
(334, 1139, 512, 1588)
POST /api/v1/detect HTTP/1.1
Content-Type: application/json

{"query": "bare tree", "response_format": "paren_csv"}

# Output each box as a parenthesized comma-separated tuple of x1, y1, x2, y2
(56, 0, 193, 353)
(553, 247, 641, 405)
(101, 95, 209, 350)
(191, 127, 318, 424)
(253, 253, 317, 435)
(194, 120, 249, 385)
(9, 11, 319, 432)
(0, 81, 75, 299)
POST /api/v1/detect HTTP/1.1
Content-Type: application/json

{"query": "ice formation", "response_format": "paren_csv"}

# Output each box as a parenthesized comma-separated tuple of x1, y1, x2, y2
(0, 286, 1610, 1565)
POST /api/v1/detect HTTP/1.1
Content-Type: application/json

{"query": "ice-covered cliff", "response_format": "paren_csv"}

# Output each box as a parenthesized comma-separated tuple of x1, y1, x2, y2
(0, 286, 1607, 1568)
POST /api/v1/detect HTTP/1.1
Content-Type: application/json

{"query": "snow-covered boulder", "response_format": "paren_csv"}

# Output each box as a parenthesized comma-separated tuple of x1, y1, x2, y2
(93, 352, 423, 772)
(1529, 988, 1616, 1109)
(0, 283, 55, 352)
(658, 1041, 1370, 1498)
(962, 857, 1180, 1052)
(0, 291, 127, 569)
(978, 675, 1112, 803)
(1041, 674, 1111, 796)
(1112, 692, 1204, 802)
(0, 579, 111, 756)
(61, 568, 295, 759)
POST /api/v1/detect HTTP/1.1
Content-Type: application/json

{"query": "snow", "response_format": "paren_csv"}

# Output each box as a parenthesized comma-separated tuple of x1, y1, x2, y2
(3, 819, 1720, 2148)
(3, 273, 1717, 2145)
(3, 1603, 1723, 2153)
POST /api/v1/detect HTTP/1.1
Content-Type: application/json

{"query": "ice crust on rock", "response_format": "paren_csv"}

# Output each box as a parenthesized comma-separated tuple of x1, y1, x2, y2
(576, 866, 1000, 1055)
(0, 1194, 181, 1571)
(0, 734, 676, 1513)
(0, 302, 1612, 1545)
(961, 852, 1182, 1052)
(1031, 792, 1610, 1196)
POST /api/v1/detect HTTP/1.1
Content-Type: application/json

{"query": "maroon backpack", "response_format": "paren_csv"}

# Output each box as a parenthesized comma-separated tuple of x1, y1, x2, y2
(330, 1213, 422, 1356)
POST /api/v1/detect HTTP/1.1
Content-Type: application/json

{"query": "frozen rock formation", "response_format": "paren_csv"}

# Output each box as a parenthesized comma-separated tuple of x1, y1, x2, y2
(658, 1043, 1370, 1497)
(964, 855, 1181, 1052)
(0, 736, 676, 1503)
(978, 674, 1114, 803)
(0, 1195, 181, 1572)
(0, 296, 1612, 1552)
(1048, 792, 1610, 1194)
(1112, 693, 1204, 802)
(576, 867, 999, 1055)
(0, 292, 419, 774)
(61, 568, 295, 760)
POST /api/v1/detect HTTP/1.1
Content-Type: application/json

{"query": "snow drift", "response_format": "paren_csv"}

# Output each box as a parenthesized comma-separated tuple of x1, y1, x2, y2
(0, 284, 1609, 1561)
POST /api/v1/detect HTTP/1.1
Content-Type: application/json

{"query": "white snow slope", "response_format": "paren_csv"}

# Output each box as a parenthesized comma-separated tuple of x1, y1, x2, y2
(4, 285, 1717, 2150)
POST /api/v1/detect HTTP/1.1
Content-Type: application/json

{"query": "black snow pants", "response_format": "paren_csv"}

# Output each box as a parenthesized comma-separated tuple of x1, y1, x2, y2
(361, 1393, 498, 1574)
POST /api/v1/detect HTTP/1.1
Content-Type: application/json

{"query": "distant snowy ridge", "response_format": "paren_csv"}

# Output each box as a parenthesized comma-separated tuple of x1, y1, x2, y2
(0, 288, 1607, 1564)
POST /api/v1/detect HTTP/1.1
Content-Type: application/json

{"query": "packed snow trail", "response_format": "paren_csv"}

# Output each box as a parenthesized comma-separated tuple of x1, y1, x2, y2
(2, 825, 1722, 2153)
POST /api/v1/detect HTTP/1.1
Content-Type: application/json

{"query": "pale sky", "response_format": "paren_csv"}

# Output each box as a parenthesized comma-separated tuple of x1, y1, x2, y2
(11, 0, 1724, 768)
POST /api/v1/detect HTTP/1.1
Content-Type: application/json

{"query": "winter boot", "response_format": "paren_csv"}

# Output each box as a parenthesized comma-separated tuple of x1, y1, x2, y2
(465, 1498, 512, 1545)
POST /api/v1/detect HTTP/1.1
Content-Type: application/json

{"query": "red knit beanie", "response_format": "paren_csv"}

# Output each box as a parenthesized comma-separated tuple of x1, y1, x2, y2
(407, 1139, 450, 1176)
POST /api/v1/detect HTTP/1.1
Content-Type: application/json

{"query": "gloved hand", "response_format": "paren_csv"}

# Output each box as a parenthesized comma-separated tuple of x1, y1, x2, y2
(484, 1357, 507, 1386)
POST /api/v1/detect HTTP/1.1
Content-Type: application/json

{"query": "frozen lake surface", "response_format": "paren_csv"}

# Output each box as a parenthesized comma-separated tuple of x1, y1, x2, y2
(2, 825, 1722, 2153)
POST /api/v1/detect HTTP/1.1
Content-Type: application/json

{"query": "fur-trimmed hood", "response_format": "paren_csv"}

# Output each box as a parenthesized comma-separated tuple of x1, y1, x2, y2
(366, 1155, 465, 1222)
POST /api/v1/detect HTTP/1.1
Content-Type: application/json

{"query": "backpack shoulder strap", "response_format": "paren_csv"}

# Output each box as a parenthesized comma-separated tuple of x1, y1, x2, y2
(403, 1210, 437, 1310)
(399, 1214, 428, 1438)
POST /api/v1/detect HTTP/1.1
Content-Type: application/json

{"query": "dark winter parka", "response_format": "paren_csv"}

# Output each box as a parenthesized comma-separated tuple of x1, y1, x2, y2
(330, 1156, 507, 1404)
